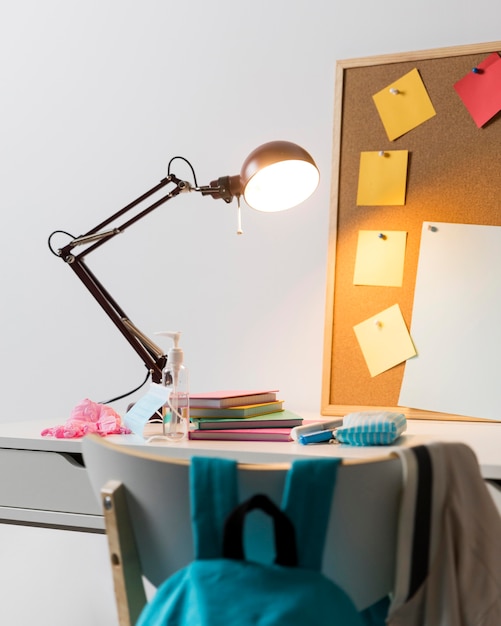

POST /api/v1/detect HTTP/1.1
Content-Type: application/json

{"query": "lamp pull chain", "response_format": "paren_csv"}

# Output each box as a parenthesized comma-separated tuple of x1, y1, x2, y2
(236, 196, 243, 235)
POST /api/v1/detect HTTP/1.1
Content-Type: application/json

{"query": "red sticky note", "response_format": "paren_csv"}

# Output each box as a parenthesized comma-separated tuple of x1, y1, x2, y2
(454, 52, 501, 128)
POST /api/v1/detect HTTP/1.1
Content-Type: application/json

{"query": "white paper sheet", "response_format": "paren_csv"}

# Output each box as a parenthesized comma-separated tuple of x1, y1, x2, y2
(399, 221, 501, 420)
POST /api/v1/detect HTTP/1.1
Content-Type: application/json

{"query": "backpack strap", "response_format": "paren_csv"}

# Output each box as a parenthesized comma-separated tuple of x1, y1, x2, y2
(281, 459, 340, 571)
(190, 456, 339, 568)
(222, 493, 298, 567)
(190, 456, 239, 559)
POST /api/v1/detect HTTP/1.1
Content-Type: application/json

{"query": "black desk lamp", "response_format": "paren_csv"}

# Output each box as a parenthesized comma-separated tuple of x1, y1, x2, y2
(49, 140, 319, 386)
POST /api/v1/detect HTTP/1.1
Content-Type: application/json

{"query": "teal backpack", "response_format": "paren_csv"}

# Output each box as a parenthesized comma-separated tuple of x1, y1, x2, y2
(136, 457, 368, 626)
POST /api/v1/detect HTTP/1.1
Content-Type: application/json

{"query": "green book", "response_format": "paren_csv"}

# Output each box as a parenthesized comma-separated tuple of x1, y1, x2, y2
(191, 409, 302, 431)
(189, 400, 284, 419)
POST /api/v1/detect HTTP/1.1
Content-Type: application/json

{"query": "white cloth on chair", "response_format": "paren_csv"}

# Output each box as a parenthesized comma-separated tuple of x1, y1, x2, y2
(388, 442, 501, 626)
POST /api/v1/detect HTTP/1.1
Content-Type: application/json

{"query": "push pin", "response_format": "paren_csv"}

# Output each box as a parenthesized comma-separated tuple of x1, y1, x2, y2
(378, 232, 386, 240)
(427, 224, 438, 232)
(472, 67, 482, 74)
(378, 150, 385, 157)
(389, 87, 399, 95)
(374, 320, 383, 329)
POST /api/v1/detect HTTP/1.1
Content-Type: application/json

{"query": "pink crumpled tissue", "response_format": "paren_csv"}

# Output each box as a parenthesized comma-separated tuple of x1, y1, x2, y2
(41, 398, 131, 439)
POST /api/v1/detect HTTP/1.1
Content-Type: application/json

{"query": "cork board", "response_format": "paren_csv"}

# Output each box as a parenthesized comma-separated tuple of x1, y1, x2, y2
(321, 41, 501, 420)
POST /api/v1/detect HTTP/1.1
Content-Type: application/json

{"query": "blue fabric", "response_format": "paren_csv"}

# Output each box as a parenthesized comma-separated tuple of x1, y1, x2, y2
(136, 456, 371, 626)
(335, 411, 406, 446)
(281, 459, 339, 570)
(189, 457, 239, 559)
(137, 557, 366, 626)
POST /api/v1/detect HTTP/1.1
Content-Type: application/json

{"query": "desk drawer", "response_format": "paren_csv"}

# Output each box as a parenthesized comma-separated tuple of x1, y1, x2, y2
(0, 448, 101, 516)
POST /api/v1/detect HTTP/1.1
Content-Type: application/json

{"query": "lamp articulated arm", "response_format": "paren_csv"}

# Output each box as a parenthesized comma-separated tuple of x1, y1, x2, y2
(56, 174, 225, 384)
(52, 141, 319, 389)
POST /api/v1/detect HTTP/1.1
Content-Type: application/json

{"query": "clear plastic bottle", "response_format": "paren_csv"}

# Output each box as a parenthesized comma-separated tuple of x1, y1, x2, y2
(155, 331, 189, 442)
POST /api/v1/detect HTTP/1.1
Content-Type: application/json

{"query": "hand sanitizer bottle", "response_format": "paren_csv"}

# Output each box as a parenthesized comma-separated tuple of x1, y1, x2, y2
(155, 331, 189, 442)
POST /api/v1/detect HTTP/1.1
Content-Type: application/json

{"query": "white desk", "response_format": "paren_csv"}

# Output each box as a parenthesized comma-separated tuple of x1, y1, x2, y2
(139, 418, 501, 478)
(0, 416, 500, 532)
(0, 416, 500, 626)
(0, 415, 501, 626)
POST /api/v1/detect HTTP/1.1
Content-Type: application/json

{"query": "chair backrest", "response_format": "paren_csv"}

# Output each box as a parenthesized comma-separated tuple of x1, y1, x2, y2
(82, 435, 402, 626)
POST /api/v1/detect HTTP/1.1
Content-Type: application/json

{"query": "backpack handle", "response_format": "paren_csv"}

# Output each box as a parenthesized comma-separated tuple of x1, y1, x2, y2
(222, 493, 298, 567)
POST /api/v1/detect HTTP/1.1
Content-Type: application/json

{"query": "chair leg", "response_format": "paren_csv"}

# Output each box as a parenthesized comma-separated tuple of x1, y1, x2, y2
(101, 480, 147, 626)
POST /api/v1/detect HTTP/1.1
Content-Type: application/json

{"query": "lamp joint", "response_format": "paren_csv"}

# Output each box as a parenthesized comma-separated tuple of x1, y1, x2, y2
(201, 175, 242, 203)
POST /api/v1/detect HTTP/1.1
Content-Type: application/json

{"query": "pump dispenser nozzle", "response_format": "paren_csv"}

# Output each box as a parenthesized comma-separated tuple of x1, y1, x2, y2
(155, 331, 183, 384)
(155, 330, 181, 347)
(152, 330, 189, 442)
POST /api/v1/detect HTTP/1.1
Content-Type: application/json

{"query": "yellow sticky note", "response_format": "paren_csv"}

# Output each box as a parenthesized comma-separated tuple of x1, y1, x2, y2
(373, 68, 436, 141)
(353, 230, 407, 286)
(357, 150, 408, 206)
(353, 304, 416, 377)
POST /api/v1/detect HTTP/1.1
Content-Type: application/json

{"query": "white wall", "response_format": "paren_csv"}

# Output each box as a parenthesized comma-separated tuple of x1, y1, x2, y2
(1, 1, 500, 423)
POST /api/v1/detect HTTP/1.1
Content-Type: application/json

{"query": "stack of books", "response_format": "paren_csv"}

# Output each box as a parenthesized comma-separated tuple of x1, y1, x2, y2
(188, 390, 302, 441)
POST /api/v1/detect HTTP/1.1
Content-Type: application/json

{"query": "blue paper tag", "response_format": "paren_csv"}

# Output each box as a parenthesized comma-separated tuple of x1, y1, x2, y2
(124, 383, 169, 436)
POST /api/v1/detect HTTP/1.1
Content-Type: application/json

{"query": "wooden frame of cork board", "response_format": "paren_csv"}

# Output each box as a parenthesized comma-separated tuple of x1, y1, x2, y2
(321, 41, 501, 421)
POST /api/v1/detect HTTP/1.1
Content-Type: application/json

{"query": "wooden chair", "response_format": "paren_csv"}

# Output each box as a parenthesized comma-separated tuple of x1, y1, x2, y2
(82, 435, 402, 626)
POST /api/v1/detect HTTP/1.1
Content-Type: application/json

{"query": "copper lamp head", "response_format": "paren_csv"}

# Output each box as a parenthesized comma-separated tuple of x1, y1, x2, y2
(240, 140, 320, 212)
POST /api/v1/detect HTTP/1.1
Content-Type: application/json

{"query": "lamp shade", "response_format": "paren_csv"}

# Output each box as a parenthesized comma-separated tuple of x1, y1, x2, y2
(240, 140, 320, 212)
